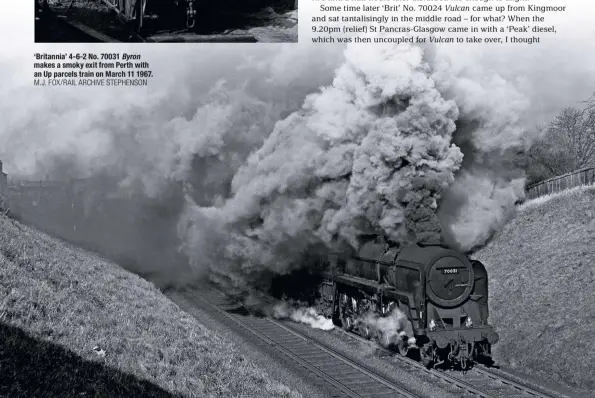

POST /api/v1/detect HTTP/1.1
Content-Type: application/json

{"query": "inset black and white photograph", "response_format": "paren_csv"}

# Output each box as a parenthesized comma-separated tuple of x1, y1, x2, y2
(34, 0, 298, 43)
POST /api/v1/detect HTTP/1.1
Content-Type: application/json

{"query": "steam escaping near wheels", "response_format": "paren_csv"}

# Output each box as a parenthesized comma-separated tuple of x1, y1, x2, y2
(357, 307, 416, 349)
(272, 302, 334, 331)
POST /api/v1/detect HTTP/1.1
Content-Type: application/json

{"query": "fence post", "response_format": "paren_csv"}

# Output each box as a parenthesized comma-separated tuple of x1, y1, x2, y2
(527, 166, 595, 200)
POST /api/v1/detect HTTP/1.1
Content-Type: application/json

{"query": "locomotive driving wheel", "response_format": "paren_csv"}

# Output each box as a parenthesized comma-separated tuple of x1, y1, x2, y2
(360, 324, 373, 340)
(397, 339, 409, 357)
(420, 344, 434, 368)
(339, 305, 353, 331)
(341, 314, 353, 331)
(338, 292, 354, 331)
(376, 330, 390, 347)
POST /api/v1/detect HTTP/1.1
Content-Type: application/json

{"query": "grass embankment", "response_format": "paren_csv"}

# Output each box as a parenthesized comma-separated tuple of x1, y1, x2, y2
(0, 213, 299, 398)
(475, 185, 595, 394)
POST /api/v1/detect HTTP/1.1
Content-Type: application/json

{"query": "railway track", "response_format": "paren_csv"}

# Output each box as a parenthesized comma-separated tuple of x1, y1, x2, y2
(319, 321, 573, 398)
(186, 286, 423, 398)
(183, 284, 574, 398)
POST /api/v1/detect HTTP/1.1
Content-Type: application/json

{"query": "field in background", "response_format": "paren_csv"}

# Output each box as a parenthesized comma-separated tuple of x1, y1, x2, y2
(475, 185, 595, 394)
(0, 213, 299, 398)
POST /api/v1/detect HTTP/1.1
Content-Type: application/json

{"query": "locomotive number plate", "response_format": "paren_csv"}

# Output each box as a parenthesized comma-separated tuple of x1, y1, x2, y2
(441, 268, 459, 274)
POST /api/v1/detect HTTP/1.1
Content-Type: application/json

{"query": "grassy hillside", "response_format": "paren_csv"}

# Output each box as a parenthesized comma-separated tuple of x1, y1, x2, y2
(475, 185, 595, 394)
(0, 213, 299, 398)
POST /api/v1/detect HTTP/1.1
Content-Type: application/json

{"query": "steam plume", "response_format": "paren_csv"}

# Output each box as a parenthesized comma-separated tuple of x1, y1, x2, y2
(2, 41, 588, 289)
(358, 307, 416, 348)
(272, 302, 334, 331)
(179, 43, 529, 287)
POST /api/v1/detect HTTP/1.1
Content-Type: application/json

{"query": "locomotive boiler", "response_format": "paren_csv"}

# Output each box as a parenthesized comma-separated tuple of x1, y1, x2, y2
(294, 241, 500, 369)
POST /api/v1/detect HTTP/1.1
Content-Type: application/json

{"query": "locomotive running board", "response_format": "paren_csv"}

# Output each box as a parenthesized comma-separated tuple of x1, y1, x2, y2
(327, 273, 417, 305)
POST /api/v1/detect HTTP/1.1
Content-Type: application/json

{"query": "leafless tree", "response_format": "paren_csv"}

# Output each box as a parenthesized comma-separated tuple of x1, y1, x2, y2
(525, 106, 595, 184)
(550, 107, 595, 170)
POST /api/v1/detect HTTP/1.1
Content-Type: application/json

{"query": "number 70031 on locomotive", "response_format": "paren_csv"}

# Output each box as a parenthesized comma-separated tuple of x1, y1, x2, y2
(313, 243, 500, 369)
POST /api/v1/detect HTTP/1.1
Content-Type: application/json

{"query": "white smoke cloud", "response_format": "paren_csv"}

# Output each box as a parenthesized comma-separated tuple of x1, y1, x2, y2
(358, 306, 415, 348)
(1, 46, 338, 183)
(1, 40, 594, 286)
(180, 43, 469, 283)
(426, 45, 532, 252)
(441, 173, 526, 251)
(177, 42, 535, 285)
(272, 302, 334, 331)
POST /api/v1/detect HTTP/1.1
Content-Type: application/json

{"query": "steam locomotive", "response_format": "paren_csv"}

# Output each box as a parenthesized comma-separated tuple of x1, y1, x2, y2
(272, 241, 499, 369)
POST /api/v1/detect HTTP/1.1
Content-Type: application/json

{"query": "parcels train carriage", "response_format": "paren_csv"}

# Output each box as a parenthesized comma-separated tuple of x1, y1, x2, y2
(314, 243, 499, 369)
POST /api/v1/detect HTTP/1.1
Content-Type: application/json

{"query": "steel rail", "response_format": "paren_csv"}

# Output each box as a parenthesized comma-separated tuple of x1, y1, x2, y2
(191, 286, 424, 398)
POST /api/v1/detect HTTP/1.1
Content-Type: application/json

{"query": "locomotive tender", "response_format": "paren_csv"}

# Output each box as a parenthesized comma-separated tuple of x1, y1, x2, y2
(312, 241, 500, 369)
